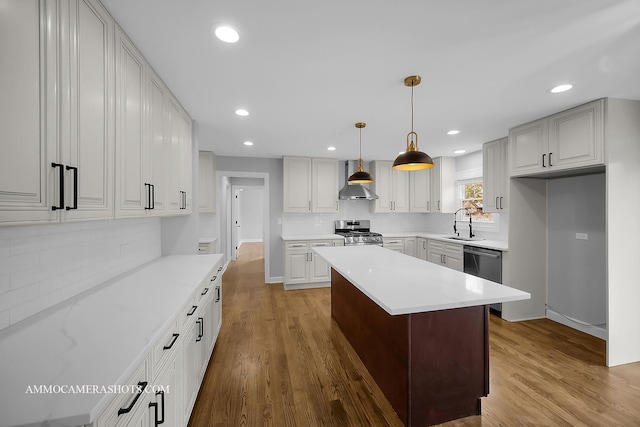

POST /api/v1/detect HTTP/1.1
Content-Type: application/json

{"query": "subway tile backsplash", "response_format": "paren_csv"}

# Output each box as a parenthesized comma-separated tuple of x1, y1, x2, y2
(0, 218, 161, 331)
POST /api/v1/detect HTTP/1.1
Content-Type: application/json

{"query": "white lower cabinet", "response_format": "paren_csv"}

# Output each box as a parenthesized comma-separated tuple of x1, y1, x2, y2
(404, 237, 417, 258)
(427, 239, 463, 272)
(383, 237, 405, 253)
(417, 237, 428, 260)
(283, 239, 344, 288)
(92, 259, 224, 427)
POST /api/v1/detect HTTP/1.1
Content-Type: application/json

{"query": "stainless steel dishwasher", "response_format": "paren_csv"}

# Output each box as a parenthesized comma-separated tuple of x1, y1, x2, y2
(463, 246, 503, 316)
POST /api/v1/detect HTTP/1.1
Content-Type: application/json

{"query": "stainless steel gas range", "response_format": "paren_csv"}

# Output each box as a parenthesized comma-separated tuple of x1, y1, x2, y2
(334, 220, 383, 246)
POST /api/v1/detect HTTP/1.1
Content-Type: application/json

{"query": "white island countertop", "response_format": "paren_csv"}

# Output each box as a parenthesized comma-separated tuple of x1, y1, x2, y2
(314, 246, 529, 315)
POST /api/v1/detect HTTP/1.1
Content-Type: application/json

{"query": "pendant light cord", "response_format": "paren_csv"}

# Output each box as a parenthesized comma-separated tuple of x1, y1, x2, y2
(410, 82, 415, 142)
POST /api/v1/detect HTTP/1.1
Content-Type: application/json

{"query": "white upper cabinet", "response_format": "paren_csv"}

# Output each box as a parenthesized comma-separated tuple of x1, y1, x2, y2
(509, 99, 604, 177)
(199, 151, 216, 213)
(369, 161, 410, 213)
(482, 137, 508, 213)
(0, 0, 192, 226)
(167, 96, 192, 214)
(0, 0, 115, 225)
(312, 158, 339, 213)
(409, 169, 431, 212)
(283, 157, 338, 213)
(115, 26, 146, 217)
(430, 157, 456, 213)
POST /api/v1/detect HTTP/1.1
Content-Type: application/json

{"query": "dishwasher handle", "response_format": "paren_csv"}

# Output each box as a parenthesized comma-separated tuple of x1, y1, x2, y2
(463, 247, 501, 259)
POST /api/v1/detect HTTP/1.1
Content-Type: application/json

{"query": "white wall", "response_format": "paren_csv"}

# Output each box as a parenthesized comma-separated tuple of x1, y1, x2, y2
(238, 187, 264, 243)
(547, 174, 606, 328)
(0, 218, 161, 331)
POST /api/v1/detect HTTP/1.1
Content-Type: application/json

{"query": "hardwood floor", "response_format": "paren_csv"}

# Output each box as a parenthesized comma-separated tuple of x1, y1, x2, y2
(189, 243, 640, 426)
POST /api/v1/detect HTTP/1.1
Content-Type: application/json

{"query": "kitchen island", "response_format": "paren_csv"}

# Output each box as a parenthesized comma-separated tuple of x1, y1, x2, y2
(313, 245, 530, 426)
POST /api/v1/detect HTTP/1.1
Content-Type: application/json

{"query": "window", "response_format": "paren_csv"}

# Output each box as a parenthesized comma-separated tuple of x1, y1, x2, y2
(458, 179, 494, 224)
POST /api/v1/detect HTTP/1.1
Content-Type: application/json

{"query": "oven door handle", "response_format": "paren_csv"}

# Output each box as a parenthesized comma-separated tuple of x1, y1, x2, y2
(463, 248, 500, 259)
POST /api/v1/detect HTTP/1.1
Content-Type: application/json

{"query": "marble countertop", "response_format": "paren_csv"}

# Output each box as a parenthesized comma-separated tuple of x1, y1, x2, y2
(313, 246, 528, 315)
(0, 254, 224, 427)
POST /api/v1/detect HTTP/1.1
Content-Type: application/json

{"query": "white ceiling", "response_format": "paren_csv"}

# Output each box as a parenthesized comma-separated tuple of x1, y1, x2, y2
(101, 0, 640, 162)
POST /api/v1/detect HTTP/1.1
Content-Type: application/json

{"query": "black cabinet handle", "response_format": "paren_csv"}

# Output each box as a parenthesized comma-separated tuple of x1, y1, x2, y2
(145, 183, 152, 210)
(210, 275, 217, 282)
(187, 305, 197, 316)
(215, 285, 221, 303)
(149, 391, 165, 426)
(542, 153, 546, 167)
(162, 333, 179, 350)
(218, 267, 223, 272)
(51, 163, 64, 211)
(65, 166, 78, 210)
(549, 152, 553, 167)
(499, 197, 504, 210)
(196, 317, 203, 341)
(151, 184, 155, 209)
(201, 287, 209, 296)
(118, 381, 147, 416)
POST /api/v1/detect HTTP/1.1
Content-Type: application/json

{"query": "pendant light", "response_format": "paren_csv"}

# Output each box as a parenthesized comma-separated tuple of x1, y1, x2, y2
(392, 75, 434, 171)
(348, 122, 374, 184)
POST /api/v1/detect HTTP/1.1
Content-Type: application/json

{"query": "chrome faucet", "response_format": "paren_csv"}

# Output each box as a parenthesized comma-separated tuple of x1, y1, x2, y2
(453, 208, 474, 238)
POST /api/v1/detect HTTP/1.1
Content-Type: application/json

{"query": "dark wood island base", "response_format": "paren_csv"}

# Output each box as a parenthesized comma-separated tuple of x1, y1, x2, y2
(331, 269, 490, 427)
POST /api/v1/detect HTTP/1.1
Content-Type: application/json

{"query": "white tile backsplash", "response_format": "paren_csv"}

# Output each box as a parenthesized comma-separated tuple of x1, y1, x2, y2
(0, 218, 161, 331)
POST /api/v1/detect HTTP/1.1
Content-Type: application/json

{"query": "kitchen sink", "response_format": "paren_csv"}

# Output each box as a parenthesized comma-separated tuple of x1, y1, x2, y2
(444, 236, 485, 241)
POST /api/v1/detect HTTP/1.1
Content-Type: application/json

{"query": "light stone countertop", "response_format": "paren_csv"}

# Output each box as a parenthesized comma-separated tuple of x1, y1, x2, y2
(314, 245, 528, 315)
(0, 254, 224, 427)
(380, 232, 509, 251)
(281, 234, 344, 241)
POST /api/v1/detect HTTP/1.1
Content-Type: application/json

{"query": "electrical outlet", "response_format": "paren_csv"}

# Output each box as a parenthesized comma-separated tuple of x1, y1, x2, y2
(576, 233, 588, 240)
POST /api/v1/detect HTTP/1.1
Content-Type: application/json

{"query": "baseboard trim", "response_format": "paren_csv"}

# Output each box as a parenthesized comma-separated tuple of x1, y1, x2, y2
(546, 309, 607, 340)
(283, 282, 331, 291)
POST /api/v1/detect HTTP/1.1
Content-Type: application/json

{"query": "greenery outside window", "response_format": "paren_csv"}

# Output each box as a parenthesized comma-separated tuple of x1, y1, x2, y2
(458, 179, 494, 224)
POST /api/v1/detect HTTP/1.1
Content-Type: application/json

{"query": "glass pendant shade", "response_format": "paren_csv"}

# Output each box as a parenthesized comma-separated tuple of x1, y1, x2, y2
(392, 75, 433, 171)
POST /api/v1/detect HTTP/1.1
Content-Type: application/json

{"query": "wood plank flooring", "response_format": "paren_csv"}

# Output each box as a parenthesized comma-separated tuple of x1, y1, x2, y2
(189, 243, 640, 426)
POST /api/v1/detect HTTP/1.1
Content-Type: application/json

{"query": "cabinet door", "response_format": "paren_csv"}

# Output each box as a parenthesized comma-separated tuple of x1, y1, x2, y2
(115, 27, 146, 218)
(62, 0, 114, 221)
(404, 237, 417, 257)
(428, 250, 443, 265)
(483, 138, 508, 213)
(283, 157, 312, 213)
(369, 161, 392, 213)
(409, 169, 430, 212)
(151, 353, 182, 427)
(182, 318, 201, 419)
(392, 169, 410, 212)
(284, 247, 309, 285)
(430, 158, 443, 212)
(167, 98, 183, 212)
(312, 158, 338, 212)
(198, 151, 216, 213)
(444, 244, 464, 272)
(509, 118, 548, 177)
(548, 99, 604, 170)
(309, 251, 331, 282)
(0, 0, 59, 224)
(148, 71, 168, 214)
(417, 238, 428, 260)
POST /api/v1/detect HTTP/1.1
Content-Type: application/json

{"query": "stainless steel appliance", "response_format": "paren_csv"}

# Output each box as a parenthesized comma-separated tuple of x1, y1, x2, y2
(334, 220, 383, 246)
(463, 246, 503, 316)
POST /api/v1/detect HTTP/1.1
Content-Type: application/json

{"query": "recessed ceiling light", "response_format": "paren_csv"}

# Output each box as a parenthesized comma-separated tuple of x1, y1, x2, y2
(453, 149, 466, 154)
(214, 26, 239, 43)
(243, 141, 253, 146)
(447, 130, 460, 135)
(235, 109, 249, 116)
(327, 146, 336, 151)
(550, 84, 573, 93)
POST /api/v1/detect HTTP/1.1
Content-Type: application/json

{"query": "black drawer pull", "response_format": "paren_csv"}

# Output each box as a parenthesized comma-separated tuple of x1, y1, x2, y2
(65, 166, 78, 210)
(51, 163, 64, 211)
(196, 318, 203, 342)
(201, 287, 209, 296)
(210, 275, 217, 282)
(162, 333, 179, 350)
(118, 381, 147, 416)
(215, 286, 221, 303)
(187, 305, 197, 316)
(149, 391, 165, 426)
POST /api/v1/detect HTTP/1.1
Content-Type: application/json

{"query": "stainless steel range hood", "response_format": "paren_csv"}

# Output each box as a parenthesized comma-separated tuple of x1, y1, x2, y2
(338, 161, 378, 200)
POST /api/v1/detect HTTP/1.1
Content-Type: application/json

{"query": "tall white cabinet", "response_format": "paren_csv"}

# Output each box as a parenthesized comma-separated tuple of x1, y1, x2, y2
(0, 0, 192, 226)
(482, 137, 508, 213)
(0, 0, 114, 225)
(430, 157, 456, 213)
(369, 160, 410, 212)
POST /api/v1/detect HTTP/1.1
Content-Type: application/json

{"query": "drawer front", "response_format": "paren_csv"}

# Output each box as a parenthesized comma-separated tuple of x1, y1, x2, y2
(310, 240, 333, 247)
(427, 239, 445, 252)
(95, 357, 150, 427)
(444, 242, 463, 255)
(286, 241, 309, 250)
(152, 319, 180, 379)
